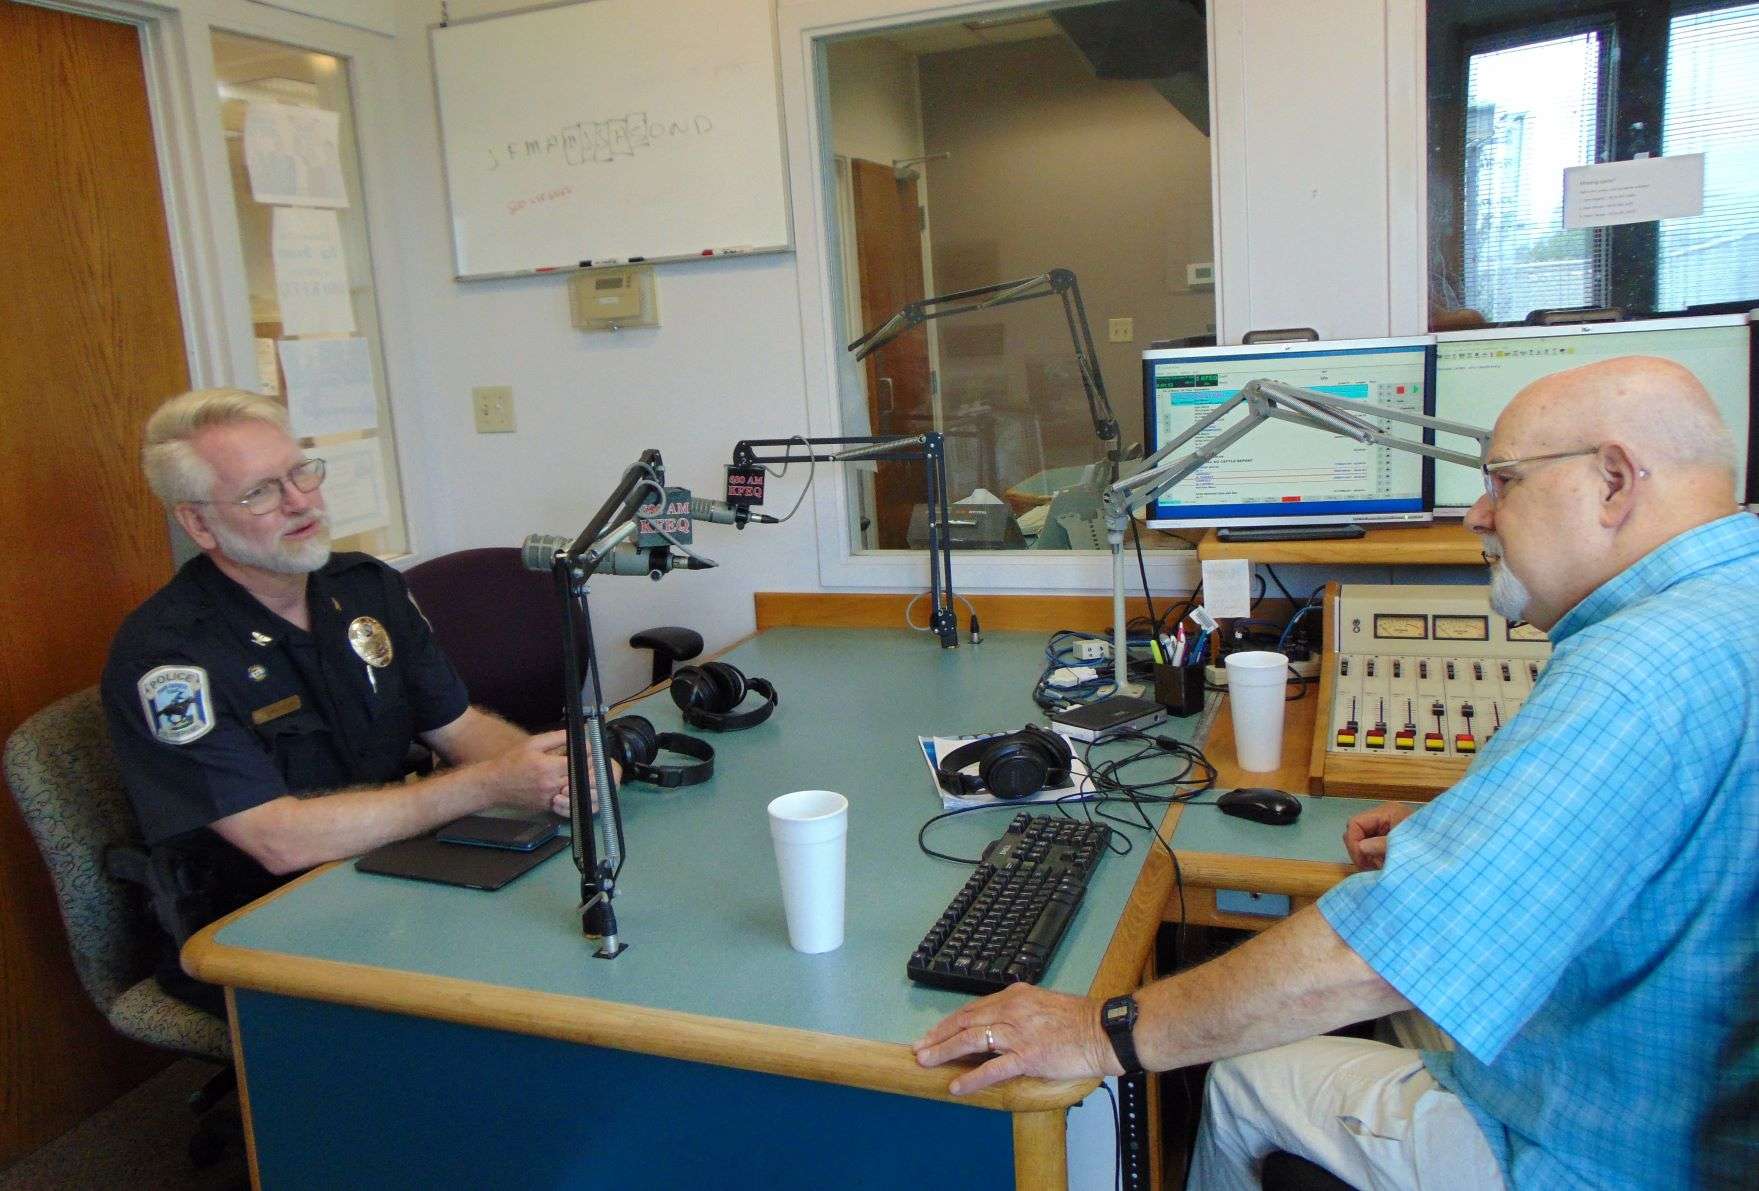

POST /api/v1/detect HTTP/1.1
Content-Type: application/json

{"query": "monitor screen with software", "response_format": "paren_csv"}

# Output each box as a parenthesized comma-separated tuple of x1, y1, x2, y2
(1433, 314, 1755, 513)
(1140, 338, 1436, 530)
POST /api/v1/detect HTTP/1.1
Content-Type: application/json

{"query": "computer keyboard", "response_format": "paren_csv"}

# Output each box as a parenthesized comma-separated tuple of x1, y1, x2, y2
(907, 813, 1110, 995)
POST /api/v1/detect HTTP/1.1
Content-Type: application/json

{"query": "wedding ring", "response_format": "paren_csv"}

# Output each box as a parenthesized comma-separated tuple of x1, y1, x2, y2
(984, 1026, 996, 1052)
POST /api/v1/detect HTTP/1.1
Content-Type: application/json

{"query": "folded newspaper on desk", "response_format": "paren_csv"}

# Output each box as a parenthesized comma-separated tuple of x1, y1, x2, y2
(918, 733, 1093, 811)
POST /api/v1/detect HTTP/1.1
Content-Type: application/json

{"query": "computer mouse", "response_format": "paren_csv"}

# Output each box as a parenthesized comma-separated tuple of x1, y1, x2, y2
(1216, 787, 1302, 826)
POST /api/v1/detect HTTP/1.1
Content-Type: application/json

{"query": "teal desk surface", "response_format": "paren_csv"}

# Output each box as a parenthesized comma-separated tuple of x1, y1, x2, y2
(191, 628, 1219, 1103)
(1170, 794, 1363, 864)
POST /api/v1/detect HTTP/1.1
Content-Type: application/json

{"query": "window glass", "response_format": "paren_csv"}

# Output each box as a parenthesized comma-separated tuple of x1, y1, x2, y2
(822, 2, 1216, 553)
(1461, 31, 1608, 323)
(212, 30, 409, 558)
(1658, 3, 1759, 308)
(1429, 1, 1759, 329)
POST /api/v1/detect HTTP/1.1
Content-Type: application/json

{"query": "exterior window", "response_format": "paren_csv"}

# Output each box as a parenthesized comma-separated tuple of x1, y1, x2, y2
(1658, 3, 1759, 309)
(1461, 30, 1609, 324)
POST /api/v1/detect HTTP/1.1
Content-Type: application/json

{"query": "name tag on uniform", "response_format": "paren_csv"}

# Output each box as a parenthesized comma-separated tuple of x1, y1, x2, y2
(251, 694, 304, 726)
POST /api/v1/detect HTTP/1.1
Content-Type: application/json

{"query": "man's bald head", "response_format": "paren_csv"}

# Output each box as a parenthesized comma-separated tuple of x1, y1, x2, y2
(1470, 355, 1742, 630)
(1499, 355, 1737, 479)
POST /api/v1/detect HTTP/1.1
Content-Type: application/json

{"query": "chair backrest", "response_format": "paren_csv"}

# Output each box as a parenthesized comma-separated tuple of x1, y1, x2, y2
(403, 547, 584, 732)
(3, 686, 156, 1016)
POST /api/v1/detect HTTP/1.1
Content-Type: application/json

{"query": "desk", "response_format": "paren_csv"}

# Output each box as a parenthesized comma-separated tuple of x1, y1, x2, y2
(185, 628, 1213, 1189)
(1163, 676, 1373, 933)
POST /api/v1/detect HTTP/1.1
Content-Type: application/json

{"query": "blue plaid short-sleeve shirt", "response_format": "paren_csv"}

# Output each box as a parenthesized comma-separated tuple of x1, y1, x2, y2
(1319, 513, 1759, 1189)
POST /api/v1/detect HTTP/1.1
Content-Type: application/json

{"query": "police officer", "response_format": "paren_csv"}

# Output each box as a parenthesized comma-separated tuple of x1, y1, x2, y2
(103, 389, 575, 1015)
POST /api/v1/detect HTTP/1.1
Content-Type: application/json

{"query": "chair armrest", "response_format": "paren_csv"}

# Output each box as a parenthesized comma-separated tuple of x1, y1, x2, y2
(628, 626, 705, 684)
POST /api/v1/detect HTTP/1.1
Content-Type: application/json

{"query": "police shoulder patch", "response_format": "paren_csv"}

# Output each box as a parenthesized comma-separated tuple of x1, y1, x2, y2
(137, 665, 215, 745)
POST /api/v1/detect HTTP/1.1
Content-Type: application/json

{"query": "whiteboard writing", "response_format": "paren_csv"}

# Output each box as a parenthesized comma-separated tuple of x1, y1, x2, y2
(486, 113, 716, 171)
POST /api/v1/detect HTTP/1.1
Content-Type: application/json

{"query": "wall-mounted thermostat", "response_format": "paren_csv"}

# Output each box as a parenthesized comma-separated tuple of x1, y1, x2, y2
(569, 265, 658, 331)
(1186, 262, 1215, 290)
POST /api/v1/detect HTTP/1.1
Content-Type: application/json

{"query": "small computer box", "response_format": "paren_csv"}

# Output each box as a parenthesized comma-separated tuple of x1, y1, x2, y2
(1049, 695, 1167, 742)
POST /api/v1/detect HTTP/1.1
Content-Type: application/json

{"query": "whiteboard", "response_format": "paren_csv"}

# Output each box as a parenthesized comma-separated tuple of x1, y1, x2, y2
(431, 0, 792, 279)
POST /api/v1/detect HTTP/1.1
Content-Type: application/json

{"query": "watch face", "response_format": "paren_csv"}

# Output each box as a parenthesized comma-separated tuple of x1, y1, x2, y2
(1105, 1003, 1129, 1024)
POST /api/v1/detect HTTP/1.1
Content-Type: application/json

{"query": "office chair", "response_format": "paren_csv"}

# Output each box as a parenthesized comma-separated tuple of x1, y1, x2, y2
(404, 546, 586, 732)
(3, 686, 236, 1165)
(404, 546, 704, 720)
(1261, 1151, 1357, 1190)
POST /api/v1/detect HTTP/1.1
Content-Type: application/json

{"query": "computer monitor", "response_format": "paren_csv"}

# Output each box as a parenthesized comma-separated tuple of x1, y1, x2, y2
(1140, 337, 1437, 530)
(1433, 314, 1756, 513)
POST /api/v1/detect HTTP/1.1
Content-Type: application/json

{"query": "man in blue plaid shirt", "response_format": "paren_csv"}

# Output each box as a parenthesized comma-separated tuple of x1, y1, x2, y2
(914, 356, 1756, 1188)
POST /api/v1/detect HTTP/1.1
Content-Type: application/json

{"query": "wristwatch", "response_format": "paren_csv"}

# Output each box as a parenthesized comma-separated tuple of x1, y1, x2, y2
(1100, 993, 1143, 1075)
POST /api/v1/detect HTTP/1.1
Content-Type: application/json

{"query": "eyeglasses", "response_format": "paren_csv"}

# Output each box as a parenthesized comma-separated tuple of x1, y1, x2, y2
(208, 457, 327, 515)
(1480, 447, 1600, 504)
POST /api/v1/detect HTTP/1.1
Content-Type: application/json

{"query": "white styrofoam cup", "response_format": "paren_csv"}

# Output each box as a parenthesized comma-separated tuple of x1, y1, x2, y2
(1225, 650, 1289, 772)
(766, 789, 849, 953)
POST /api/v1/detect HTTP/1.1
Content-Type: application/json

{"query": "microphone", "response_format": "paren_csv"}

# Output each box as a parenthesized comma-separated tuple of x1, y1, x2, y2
(521, 534, 713, 579)
(688, 497, 779, 528)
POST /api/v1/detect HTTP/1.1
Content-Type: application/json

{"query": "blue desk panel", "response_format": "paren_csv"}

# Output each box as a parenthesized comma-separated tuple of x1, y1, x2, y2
(238, 989, 1013, 1190)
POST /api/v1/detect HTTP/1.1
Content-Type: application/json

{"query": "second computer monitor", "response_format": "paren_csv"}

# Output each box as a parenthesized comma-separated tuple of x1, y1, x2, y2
(1433, 314, 1755, 512)
(1141, 337, 1437, 531)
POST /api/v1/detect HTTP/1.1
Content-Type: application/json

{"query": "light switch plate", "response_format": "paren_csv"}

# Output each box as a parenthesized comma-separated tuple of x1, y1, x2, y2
(1108, 317, 1134, 343)
(473, 385, 515, 433)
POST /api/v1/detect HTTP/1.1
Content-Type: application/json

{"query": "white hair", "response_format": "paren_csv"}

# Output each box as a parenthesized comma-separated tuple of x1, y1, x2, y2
(141, 388, 290, 507)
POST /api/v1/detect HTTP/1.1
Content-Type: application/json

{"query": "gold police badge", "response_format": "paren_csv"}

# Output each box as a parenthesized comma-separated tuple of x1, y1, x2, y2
(347, 616, 394, 668)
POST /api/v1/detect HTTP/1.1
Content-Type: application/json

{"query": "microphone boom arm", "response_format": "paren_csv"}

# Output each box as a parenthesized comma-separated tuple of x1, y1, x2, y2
(733, 434, 959, 649)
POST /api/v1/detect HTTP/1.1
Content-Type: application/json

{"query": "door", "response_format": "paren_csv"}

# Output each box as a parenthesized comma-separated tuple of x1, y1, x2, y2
(850, 158, 933, 549)
(0, 1, 191, 1161)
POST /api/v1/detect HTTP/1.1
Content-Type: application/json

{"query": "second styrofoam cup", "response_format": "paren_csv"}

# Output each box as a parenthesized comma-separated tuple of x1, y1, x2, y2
(766, 789, 849, 953)
(1225, 651, 1289, 772)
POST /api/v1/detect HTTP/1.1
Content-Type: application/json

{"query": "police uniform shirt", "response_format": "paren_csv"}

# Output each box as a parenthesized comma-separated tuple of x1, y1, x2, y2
(102, 551, 470, 849)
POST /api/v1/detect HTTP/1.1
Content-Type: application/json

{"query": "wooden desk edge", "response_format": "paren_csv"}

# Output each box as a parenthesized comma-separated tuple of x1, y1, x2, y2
(182, 869, 1098, 1116)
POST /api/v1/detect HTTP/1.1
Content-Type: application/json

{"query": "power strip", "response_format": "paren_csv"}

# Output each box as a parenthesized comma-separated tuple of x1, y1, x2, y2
(1205, 657, 1321, 686)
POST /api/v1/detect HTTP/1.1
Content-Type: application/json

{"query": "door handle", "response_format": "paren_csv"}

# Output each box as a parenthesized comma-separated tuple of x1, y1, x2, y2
(879, 376, 895, 416)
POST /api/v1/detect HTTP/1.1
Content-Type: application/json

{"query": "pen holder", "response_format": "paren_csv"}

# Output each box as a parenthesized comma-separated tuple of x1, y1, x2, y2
(1154, 664, 1207, 718)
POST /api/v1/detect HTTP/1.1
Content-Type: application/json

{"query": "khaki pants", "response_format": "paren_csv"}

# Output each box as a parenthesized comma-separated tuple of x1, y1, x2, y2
(1187, 1036, 1505, 1190)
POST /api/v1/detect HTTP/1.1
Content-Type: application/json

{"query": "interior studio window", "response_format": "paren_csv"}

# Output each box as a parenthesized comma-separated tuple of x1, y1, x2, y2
(1429, 1, 1759, 329)
(820, 1, 1216, 553)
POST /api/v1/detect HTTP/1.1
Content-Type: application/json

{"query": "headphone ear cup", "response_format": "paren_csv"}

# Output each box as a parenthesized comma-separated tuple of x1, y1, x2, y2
(617, 715, 659, 766)
(670, 666, 714, 714)
(703, 662, 747, 711)
(980, 740, 1050, 800)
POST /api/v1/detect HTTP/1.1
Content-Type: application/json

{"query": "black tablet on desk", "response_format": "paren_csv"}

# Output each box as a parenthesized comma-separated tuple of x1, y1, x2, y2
(355, 830, 568, 891)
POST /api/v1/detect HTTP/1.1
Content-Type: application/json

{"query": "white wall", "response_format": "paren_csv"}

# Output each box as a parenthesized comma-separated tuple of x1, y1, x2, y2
(389, 0, 826, 701)
(382, 0, 1427, 696)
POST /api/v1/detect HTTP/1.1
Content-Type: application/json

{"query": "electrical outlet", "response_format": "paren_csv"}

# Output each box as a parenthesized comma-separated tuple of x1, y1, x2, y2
(1107, 317, 1134, 343)
(472, 385, 515, 433)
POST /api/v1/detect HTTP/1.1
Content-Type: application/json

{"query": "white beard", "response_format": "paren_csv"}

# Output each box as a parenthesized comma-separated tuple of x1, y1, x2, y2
(210, 510, 332, 574)
(1482, 534, 1533, 622)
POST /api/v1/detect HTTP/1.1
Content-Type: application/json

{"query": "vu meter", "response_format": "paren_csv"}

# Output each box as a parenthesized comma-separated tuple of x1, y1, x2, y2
(1374, 614, 1427, 640)
(1432, 615, 1488, 642)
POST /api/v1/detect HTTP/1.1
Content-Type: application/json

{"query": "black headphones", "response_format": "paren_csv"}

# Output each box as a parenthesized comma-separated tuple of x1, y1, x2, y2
(669, 661, 779, 732)
(603, 715, 714, 788)
(935, 725, 1075, 800)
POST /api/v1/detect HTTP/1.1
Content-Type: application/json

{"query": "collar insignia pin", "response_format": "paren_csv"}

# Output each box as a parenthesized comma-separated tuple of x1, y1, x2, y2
(250, 631, 273, 646)
(247, 664, 268, 682)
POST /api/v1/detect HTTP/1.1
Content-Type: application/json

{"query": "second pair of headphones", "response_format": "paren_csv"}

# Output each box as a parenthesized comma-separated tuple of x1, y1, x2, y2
(669, 661, 779, 732)
(603, 715, 714, 788)
(935, 724, 1075, 800)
